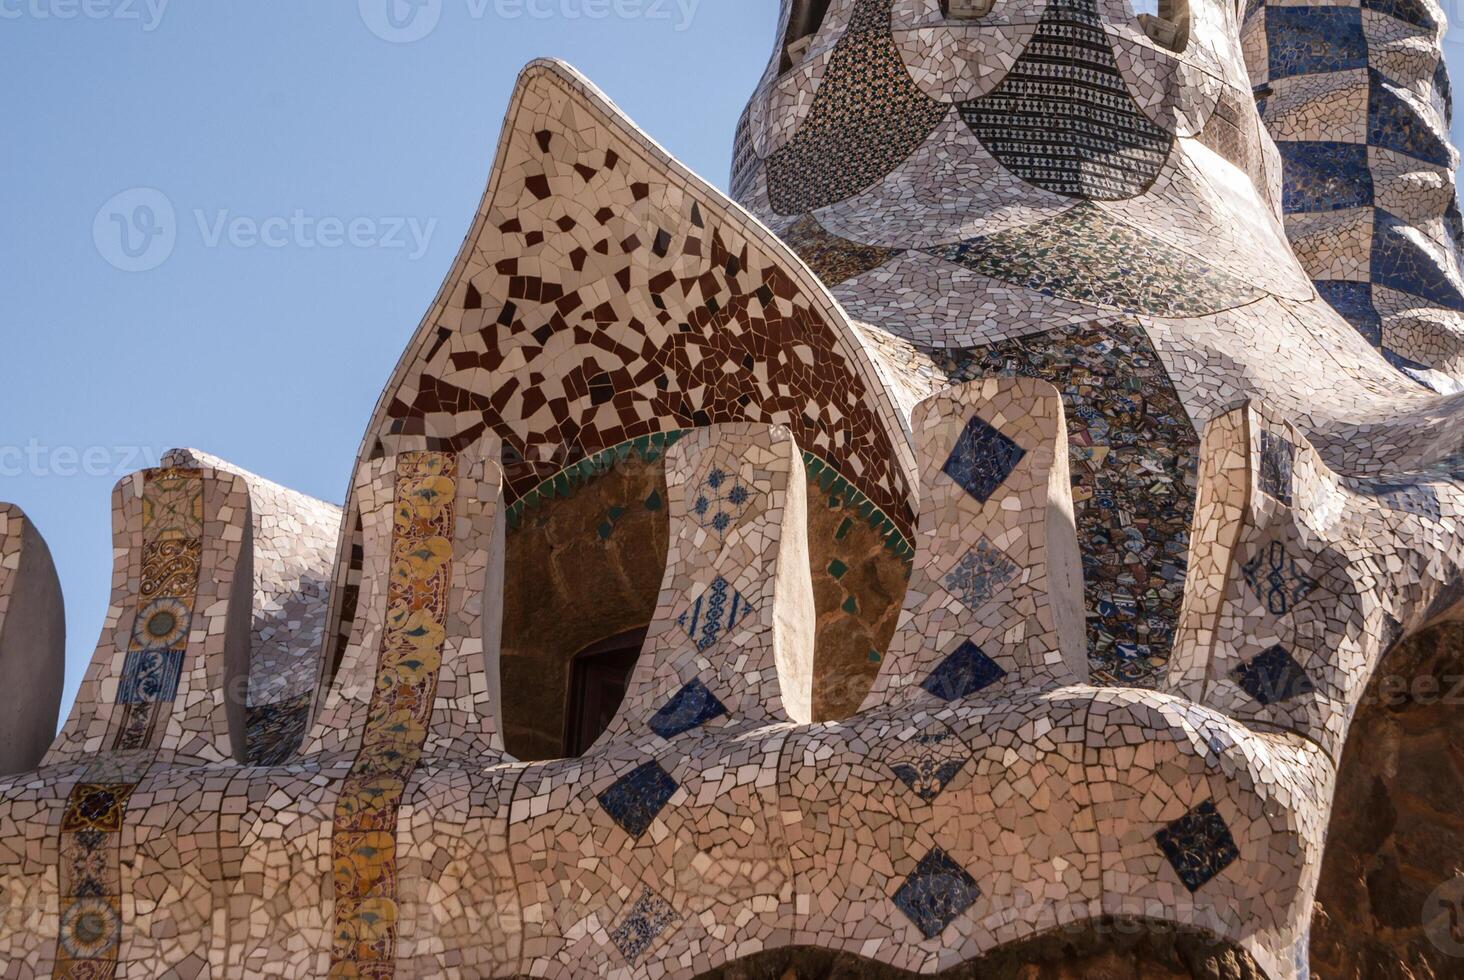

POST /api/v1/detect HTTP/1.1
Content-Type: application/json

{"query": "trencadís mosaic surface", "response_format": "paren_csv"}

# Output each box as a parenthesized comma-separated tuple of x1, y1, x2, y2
(1, 0, 1463, 976)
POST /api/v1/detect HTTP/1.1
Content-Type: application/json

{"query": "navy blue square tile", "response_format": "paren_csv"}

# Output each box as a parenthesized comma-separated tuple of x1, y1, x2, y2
(922, 641, 1007, 702)
(597, 761, 678, 839)
(942, 416, 1026, 505)
(1276, 141, 1373, 214)
(892, 848, 981, 940)
(1154, 800, 1240, 893)
(648, 679, 728, 739)
(1231, 645, 1315, 705)
(117, 649, 185, 705)
(609, 888, 677, 964)
(1265, 6, 1366, 81)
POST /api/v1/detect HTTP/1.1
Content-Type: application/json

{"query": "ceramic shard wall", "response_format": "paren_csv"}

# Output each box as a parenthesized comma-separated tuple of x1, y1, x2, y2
(0, 506, 64, 776)
(3, 1, 1464, 976)
(1245, 0, 1464, 391)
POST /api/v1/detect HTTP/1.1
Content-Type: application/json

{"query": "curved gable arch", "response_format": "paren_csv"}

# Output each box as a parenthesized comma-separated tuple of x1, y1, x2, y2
(321, 59, 917, 698)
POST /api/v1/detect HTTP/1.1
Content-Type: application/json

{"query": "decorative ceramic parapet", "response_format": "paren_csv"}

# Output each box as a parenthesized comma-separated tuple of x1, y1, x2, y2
(1244, 0, 1464, 387)
(0, 466, 254, 976)
(161, 448, 341, 766)
(505, 421, 813, 975)
(209, 441, 509, 978)
(606, 421, 815, 738)
(0, 505, 64, 777)
(45, 466, 252, 769)
(863, 377, 1086, 708)
(1167, 401, 1463, 760)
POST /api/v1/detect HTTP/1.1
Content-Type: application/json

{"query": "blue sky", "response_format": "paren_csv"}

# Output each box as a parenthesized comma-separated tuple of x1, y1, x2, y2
(2, 2, 1463, 721)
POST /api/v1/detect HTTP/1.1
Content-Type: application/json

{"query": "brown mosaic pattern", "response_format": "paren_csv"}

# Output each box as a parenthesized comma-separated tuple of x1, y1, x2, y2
(781, 214, 903, 288)
(363, 62, 914, 543)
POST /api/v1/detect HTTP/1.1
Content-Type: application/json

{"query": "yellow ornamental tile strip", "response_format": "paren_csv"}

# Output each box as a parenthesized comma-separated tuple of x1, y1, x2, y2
(330, 452, 457, 979)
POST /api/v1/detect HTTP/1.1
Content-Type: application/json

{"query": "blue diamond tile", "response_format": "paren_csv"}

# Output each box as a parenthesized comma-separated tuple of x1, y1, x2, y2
(1154, 800, 1240, 893)
(609, 888, 677, 964)
(942, 415, 1026, 504)
(1241, 541, 1317, 616)
(597, 761, 678, 839)
(892, 848, 982, 940)
(1231, 645, 1315, 705)
(675, 576, 754, 652)
(921, 641, 1007, 701)
(648, 679, 728, 739)
(117, 649, 185, 705)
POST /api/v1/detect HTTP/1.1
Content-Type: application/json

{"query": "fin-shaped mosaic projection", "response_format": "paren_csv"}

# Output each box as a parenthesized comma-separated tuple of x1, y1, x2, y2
(7, 1, 1464, 976)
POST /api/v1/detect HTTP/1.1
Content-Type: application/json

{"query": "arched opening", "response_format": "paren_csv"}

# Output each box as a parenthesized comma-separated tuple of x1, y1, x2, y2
(780, 0, 835, 74)
(499, 439, 672, 762)
(563, 628, 646, 757)
(684, 922, 1264, 978)
(1310, 622, 1464, 974)
(1135, 0, 1191, 51)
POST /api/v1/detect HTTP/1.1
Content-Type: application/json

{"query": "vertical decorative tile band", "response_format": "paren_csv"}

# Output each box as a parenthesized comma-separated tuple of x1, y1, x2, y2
(53, 468, 203, 980)
(329, 452, 457, 979)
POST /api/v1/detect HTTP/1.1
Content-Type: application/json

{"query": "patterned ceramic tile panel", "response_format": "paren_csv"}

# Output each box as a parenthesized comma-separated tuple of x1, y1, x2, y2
(866, 378, 1086, 707)
(1247, 0, 1464, 387)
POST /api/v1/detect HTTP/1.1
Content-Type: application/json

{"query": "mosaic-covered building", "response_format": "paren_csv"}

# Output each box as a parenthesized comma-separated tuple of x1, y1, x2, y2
(4, 0, 1464, 976)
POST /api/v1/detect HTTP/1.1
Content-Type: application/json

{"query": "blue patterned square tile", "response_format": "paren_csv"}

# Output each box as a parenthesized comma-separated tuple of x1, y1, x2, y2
(693, 466, 756, 538)
(1154, 800, 1240, 893)
(892, 848, 981, 940)
(675, 576, 754, 652)
(609, 888, 677, 964)
(117, 649, 185, 705)
(943, 538, 1018, 611)
(921, 641, 1007, 701)
(942, 415, 1026, 505)
(1241, 541, 1317, 616)
(1231, 644, 1315, 705)
(597, 761, 678, 839)
(648, 679, 728, 738)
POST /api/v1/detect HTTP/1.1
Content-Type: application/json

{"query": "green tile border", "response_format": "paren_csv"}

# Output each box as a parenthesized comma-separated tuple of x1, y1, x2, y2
(505, 430, 915, 563)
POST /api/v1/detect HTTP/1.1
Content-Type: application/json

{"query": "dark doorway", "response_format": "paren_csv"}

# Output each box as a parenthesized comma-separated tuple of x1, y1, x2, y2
(563, 629, 646, 756)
